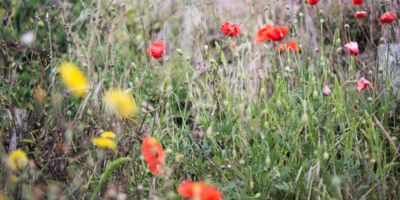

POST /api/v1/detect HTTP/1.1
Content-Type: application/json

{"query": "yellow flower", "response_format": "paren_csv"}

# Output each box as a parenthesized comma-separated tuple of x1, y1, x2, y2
(104, 88, 137, 118)
(8, 174, 18, 183)
(33, 86, 47, 104)
(8, 150, 28, 171)
(100, 131, 116, 139)
(0, 192, 6, 200)
(92, 137, 116, 150)
(59, 62, 89, 97)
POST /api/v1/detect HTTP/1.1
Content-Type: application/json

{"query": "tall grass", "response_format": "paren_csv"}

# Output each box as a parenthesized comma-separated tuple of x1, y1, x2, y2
(0, 0, 399, 199)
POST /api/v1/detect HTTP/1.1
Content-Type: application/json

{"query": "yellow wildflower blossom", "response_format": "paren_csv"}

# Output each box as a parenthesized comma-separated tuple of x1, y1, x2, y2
(104, 88, 137, 118)
(59, 62, 89, 97)
(8, 149, 28, 171)
(92, 137, 116, 150)
(100, 131, 116, 139)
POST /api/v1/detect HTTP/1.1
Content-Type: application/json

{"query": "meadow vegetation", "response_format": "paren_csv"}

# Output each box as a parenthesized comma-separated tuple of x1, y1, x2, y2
(0, 0, 399, 199)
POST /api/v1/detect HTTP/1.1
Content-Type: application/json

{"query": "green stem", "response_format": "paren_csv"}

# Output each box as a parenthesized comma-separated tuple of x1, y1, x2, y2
(91, 157, 132, 199)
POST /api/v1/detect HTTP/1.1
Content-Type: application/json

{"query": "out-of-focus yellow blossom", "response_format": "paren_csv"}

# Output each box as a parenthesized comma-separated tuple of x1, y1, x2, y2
(92, 137, 116, 150)
(8, 174, 17, 183)
(8, 149, 28, 171)
(59, 62, 89, 97)
(0, 192, 6, 200)
(100, 131, 116, 139)
(33, 86, 47, 104)
(104, 88, 137, 118)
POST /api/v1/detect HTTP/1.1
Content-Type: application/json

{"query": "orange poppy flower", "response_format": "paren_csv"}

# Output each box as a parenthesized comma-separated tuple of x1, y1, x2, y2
(141, 135, 165, 175)
(178, 181, 222, 200)
(255, 24, 288, 43)
(278, 41, 300, 53)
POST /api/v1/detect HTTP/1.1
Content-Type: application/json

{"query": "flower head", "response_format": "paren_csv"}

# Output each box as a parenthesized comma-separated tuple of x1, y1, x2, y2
(220, 22, 240, 37)
(344, 42, 359, 56)
(308, 0, 320, 5)
(101, 131, 116, 139)
(141, 135, 165, 175)
(355, 11, 367, 19)
(255, 24, 288, 43)
(322, 85, 331, 96)
(8, 150, 28, 171)
(380, 12, 397, 24)
(92, 137, 116, 150)
(278, 41, 300, 53)
(178, 181, 222, 200)
(353, 0, 363, 5)
(357, 77, 373, 93)
(104, 88, 137, 119)
(147, 41, 166, 59)
(59, 62, 89, 97)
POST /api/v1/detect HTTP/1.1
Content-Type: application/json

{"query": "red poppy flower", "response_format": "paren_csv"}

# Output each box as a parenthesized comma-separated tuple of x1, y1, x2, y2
(344, 42, 359, 56)
(353, 0, 363, 5)
(220, 22, 240, 37)
(308, 0, 320, 5)
(255, 24, 288, 43)
(357, 77, 373, 93)
(355, 11, 367, 19)
(278, 41, 300, 53)
(141, 135, 165, 175)
(147, 41, 166, 59)
(380, 12, 397, 24)
(178, 181, 222, 200)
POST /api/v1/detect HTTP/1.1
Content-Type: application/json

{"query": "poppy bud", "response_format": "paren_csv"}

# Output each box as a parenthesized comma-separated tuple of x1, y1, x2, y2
(336, 47, 343, 54)
(323, 152, 329, 160)
(313, 90, 319, 99)
(301, 113, 309, 125)
(176, 48, 183, 55)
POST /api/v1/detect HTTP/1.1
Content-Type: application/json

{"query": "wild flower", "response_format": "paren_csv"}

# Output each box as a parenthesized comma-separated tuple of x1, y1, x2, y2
(322, 85, 331, 96)
(357, 77, 373, 93)
(101, 131, 116, 139)
(178, 181, 222, 200)
(380, 12, 397, 24)
(355, 11, 367, 19)
(255, 24, 288, 43)
(220, 22, 240, 37)
(8, 149, 28, 171)
(278, 41, 300, 53)
(147, 41, 166, 59)
(141, 135, 165, 175)
(92, 137, 116, 150)
(59, 62, 89, 97)
(353, 0, 363, 5)
(308, 0, 320, 5)
(104, 88, 137, 119)
(344, 42, 359, 56)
